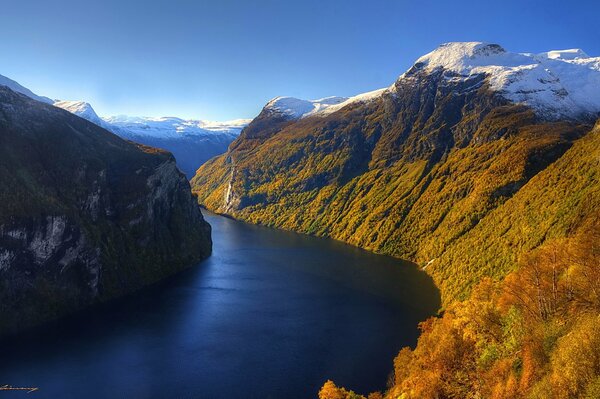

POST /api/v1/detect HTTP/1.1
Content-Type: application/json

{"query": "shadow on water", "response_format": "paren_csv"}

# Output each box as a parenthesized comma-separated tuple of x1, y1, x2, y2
(0, 211, 440, 399)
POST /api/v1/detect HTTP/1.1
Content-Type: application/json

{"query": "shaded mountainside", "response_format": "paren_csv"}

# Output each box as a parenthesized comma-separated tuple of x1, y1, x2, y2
(49, 103, 247, 178)
(192, 44, 599, 305)
(0, 73, 53, 104)
(0, 86, 212, 336)
(116, 133, 237, 178)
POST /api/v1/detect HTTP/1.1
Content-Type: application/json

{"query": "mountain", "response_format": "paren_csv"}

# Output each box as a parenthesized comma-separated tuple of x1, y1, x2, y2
(0, 86, 212, 336)
(0, 73, 53, 104)
(53, 100, 108, 127)
(409, 42, 600, 120)
(53, 102, 249, 178)
(103, 115, 249, 140)
(317, 123, 600, 397)
(0, 76, 246, 178)
(191, 42, 600, 305)
(103, 115, 249, 178)
(249, 42, 600, 122)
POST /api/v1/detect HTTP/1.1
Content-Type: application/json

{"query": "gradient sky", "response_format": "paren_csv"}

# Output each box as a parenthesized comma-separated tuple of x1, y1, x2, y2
(1, 0, 598, 120)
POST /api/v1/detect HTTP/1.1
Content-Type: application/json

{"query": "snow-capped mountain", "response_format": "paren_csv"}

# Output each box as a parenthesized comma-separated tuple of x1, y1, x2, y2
(263, 42, 600, 122)
(0, 74, 53, 104)
(3, 41, 599, 176)
(103, 115, 248, 140)
(54, 104, 250, 178)
(191, 42, 600, 318)
(100, 114, 250, 177)
(0, 75, 249, 178)
(401, 42, 600, 120)
(53, 100, 108, 128)
(51, 102, 248, 141)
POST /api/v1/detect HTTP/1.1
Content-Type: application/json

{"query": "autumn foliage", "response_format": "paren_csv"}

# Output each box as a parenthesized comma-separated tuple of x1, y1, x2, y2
(321, 222, 600, 398)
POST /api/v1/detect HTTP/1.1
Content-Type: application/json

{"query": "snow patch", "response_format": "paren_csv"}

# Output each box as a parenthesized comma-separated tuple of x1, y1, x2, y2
(264, 96, 349, 119)
(539, 49, 589, 60)
(264, 89, 386, 119)
(317, 88, 387, 116)
(0, 250, 15, 271)
(29, 216, 68, 264)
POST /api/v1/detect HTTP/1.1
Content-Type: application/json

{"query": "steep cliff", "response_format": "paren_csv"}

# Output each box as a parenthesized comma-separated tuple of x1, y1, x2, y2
(0, 86, 212, 336)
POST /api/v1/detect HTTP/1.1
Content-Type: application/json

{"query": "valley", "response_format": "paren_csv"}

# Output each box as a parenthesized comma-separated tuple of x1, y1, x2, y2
(0, 31, 598, 399)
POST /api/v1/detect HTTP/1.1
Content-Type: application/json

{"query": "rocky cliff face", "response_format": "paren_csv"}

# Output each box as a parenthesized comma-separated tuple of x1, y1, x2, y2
(191, 43, 599, 304)
(0, 86, 212, 336)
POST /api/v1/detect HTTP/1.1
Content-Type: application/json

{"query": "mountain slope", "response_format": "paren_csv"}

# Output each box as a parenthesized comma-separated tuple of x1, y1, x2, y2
(321, 127, 600, 396)
(0, 74, 53, 104)
(0, 86, 212, 336)
(426, 120, 600, 300)
(191, 42, 600, 304)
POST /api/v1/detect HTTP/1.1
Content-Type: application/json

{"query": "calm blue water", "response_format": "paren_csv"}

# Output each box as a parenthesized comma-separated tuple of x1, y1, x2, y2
(0, 212, 439, 398)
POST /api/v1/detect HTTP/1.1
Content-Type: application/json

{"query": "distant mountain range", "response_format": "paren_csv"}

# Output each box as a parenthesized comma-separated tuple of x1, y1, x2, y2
(0, 74, 250, 177)
(100, 114, 249, 178)
(191, 41, 600, 305)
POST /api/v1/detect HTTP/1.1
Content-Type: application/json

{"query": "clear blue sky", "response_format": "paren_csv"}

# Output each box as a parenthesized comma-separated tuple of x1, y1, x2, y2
(1, 0, 598, 120)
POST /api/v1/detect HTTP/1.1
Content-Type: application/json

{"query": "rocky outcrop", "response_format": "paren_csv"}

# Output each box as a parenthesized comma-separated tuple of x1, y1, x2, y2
(0, 86, 211, 336)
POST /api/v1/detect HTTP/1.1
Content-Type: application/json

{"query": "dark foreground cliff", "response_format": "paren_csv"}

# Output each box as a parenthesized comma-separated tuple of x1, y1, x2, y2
(0, 86, 212, 336)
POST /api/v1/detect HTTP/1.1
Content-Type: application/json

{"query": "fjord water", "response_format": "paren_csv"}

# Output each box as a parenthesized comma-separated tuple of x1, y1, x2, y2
(0, 212, 439, 399)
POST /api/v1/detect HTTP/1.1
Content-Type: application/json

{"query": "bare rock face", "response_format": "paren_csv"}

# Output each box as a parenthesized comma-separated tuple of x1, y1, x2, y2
(0, 86, 212, 336)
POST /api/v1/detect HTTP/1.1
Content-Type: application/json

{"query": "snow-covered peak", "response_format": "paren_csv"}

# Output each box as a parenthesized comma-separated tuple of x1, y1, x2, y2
(104, 115, 185, 125)
(264, 96, 349, 119)
(54, 100, 105, 126)
(52, 101, 249, 140)
(264, 89, 388, 120)
(412, 42, 529, 75)
(400, 41, 600, 120)
(264, 42, 600, 122)
(0, 74, 53, 104)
